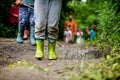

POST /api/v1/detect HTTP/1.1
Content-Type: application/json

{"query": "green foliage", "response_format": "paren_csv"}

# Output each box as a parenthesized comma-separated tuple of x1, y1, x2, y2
(0, 0, 14, 37)
(97, 1, 117, 39)
(9, 60, 49, 72)
(67, 45, 120, 80)
(0, 23, 12, 37)
(66, 0, 120, 80)
(0, 0, 119, 79)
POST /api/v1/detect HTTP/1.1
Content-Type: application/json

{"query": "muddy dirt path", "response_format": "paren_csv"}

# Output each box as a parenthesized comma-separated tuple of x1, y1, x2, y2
(0, 38, 101, 80)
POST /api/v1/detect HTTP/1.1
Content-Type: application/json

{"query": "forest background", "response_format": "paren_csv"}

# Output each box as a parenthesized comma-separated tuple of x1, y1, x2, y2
(0, 0, 120, 80)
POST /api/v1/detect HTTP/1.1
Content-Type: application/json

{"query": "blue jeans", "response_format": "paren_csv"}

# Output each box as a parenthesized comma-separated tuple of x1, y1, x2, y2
(19, 6, 34, 27)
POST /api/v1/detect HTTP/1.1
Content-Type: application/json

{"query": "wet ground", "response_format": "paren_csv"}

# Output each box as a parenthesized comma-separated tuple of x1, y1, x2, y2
(0, 38, 102, 80)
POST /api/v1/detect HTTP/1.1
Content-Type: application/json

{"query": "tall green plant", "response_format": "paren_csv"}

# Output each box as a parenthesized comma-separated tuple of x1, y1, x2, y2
(97, 1, 119, 41)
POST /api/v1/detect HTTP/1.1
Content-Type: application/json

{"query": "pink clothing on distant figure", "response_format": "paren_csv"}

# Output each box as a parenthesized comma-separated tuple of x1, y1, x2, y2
(64, 30, 72, 43)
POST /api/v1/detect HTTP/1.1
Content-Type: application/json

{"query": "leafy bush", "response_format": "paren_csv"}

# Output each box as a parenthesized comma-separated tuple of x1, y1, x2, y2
(0, 0, 14, 37)
(67, 0, 120, 80)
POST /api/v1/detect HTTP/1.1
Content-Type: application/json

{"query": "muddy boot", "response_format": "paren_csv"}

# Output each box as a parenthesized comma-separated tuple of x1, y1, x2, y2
(30, 26, 36, 46)
(16, 26, 23, 43)
(48, 40, 57, 60)
(35, 39, 44, 59)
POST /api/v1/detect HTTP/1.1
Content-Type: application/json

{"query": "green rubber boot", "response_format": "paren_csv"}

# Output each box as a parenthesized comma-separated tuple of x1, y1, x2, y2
(48, 41, 57, 60)
(35, 39, 44, 59)
(16, 25, 23, 43)
(30, 26, 36, 46)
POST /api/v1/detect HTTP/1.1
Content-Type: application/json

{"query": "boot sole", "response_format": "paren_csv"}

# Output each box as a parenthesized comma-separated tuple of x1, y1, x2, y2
(35, 57, 43, 60)
(48, 56, 57, 60)
(17, 42, 23, 44)
(48, 58, 57, 60)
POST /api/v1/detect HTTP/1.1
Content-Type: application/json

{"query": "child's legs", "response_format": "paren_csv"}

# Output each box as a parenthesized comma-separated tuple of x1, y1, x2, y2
(14, 23, 18, 37)
(19, 6, 29, 28)
(47, 0, 62, 40)
(34, 0, 48, 40)
(76, 38, 80, 44)
(29, 8, 34, 27)
(65, 38, 69, 43)
(17, 6, 30, 40)
(11, 23, 17, 37)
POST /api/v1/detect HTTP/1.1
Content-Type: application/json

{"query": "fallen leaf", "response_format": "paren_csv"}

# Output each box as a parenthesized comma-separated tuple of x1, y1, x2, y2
(48, 62, 54, 66)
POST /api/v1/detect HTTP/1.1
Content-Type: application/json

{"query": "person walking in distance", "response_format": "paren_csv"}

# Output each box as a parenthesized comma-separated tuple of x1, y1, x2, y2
(64, 15, 77, 42)
(76, 27, 83, 44)
(64, 25, 72, 44)
(86, 24, 96, 40)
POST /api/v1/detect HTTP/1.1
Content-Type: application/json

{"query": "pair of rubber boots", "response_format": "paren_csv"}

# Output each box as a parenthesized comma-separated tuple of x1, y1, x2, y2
(35, 40, 57, 60)
(16, 26, 36, 46)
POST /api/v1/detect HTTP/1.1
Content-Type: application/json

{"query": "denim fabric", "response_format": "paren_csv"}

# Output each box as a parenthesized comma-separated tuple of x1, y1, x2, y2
(19, 6, 34, 27)
(22, 0, 34, 6)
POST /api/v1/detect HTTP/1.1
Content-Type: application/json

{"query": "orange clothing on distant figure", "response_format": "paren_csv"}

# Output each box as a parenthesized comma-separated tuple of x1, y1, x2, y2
(64, 20, 77, 36)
